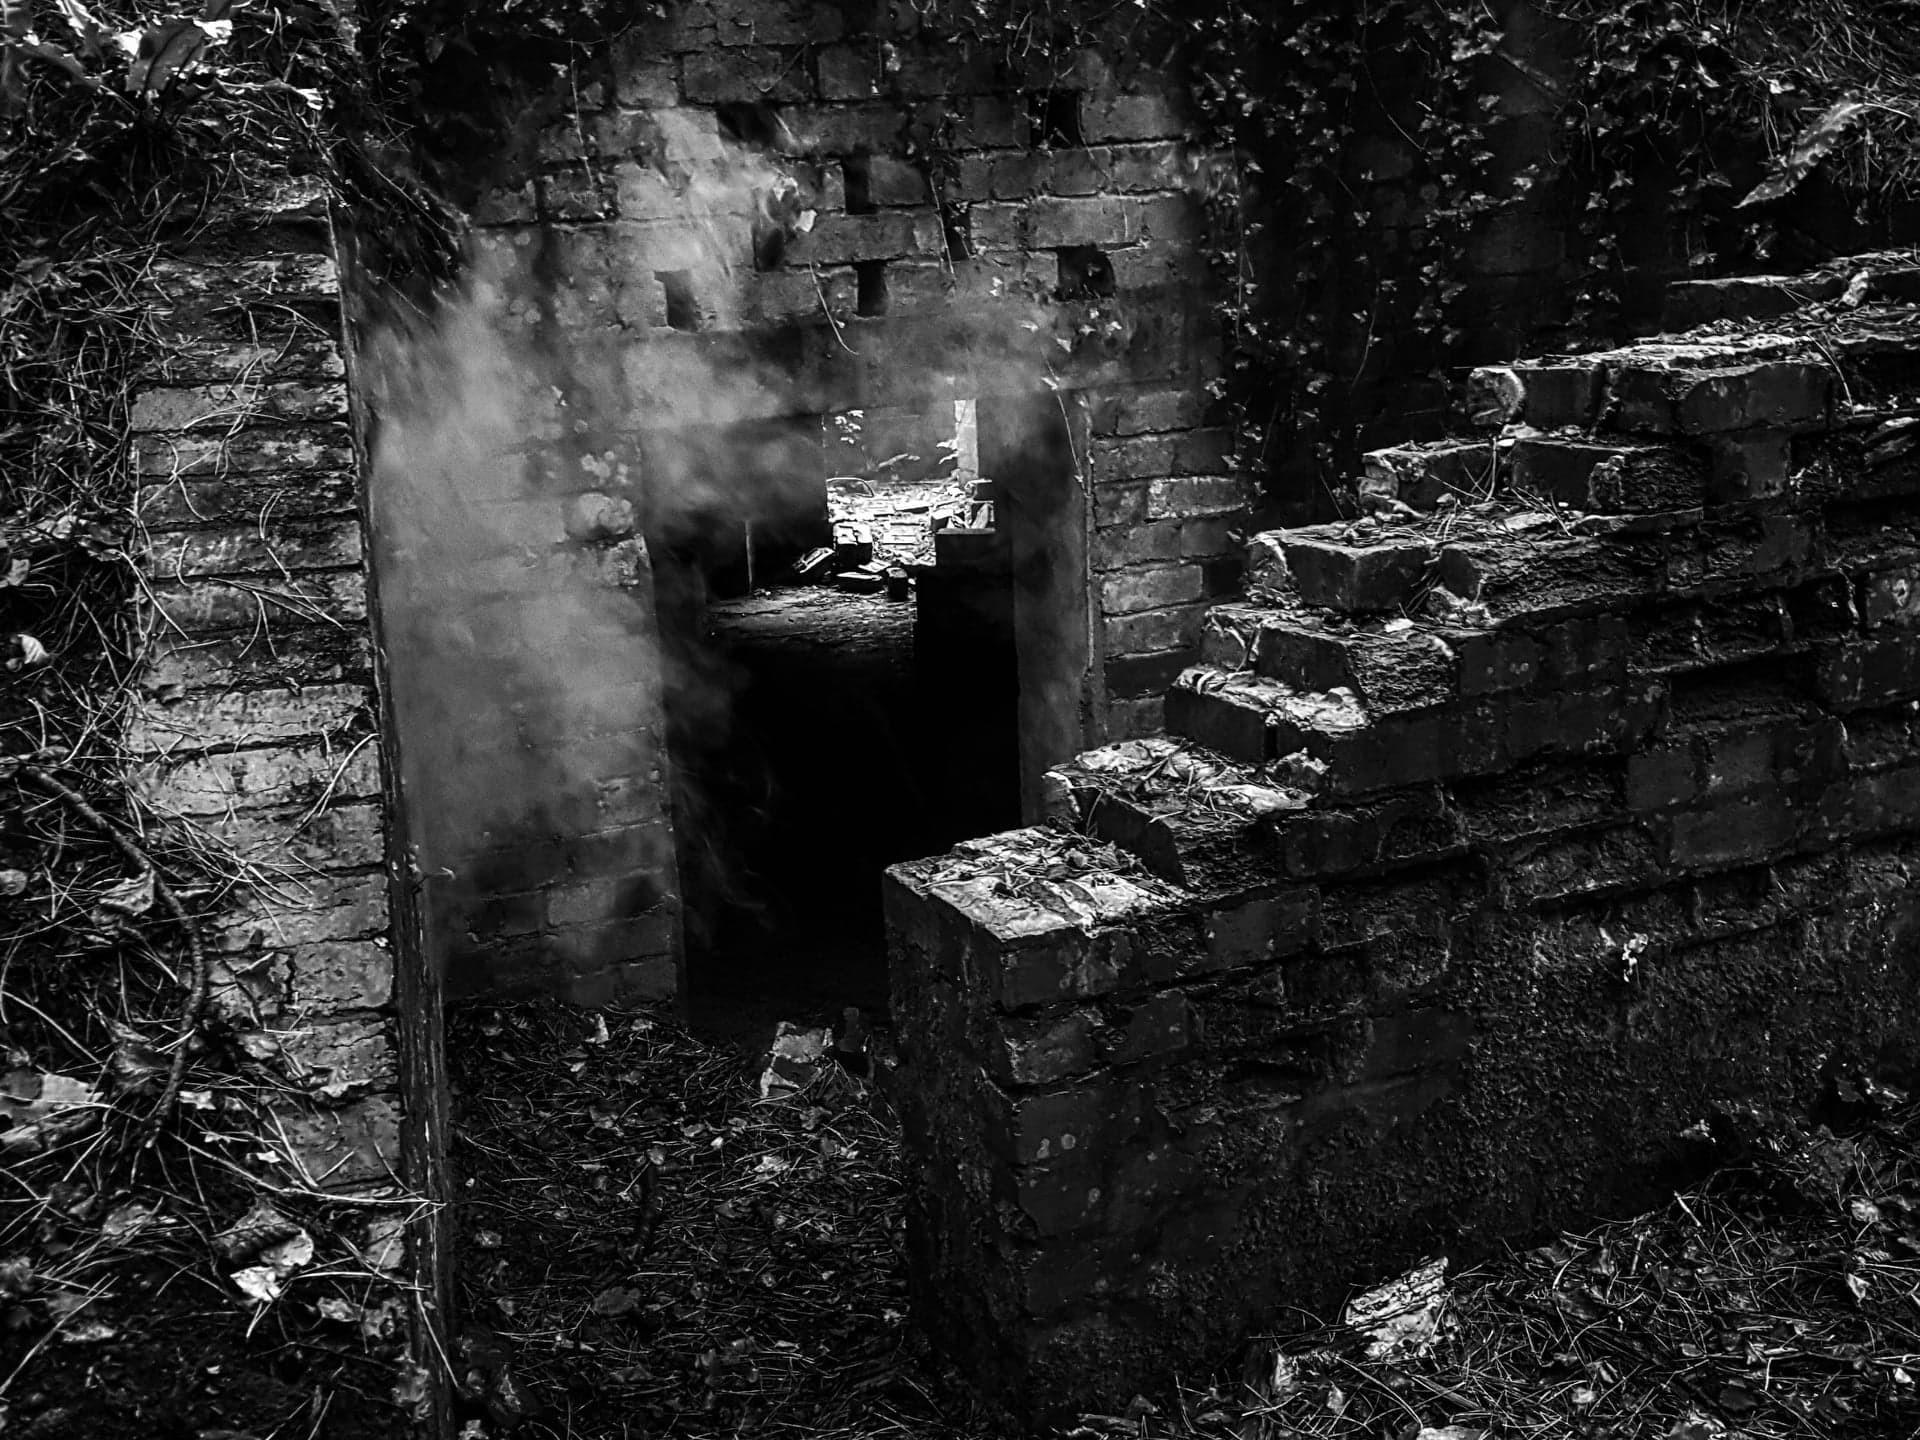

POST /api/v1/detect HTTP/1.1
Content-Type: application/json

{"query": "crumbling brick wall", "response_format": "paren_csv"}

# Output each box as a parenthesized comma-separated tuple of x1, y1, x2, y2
(382, 0, 1243, 994)
(886, 263, 1920, 1416)
(130, 239, 402, 1189)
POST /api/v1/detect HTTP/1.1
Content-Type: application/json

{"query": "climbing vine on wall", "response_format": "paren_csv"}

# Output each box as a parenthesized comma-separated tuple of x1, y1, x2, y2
(1541, 0, 1920, 342)
(916, 0, 1920, 518)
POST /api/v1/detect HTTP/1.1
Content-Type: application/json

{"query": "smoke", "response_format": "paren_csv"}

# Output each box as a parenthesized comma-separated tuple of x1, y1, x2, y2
(359, 108, 1075, 994)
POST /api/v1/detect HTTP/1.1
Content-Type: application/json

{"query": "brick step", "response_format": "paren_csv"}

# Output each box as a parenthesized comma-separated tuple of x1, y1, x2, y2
(1163, 663, 1366, 768)
(1663, 256, 1920, 331)
(1044, 737, 1308, 890)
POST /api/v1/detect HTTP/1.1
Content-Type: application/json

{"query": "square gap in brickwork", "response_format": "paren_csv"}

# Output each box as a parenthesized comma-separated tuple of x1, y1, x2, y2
(1055, 245, 1115, 300)
(843, 154, 876, 214)
(856, 260, 889, 317)
(940, 203, 974, 261)
(1026, 89, 1083, 148)
(715, 101, 785, 150)
(752, 217, 787, 271)
(657, 271, 701, 331)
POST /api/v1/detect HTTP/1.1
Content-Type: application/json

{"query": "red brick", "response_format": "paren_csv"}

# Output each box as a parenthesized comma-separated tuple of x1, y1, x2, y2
(681, 47, 812, 104)
(988, 1010, 1099, 1086)
(1101, 563, 1205, 613)
(1202, 888, 1319, 972)
(1280, 531, 1436, 613)
(1082, 92, 1185, 141)
(1509, 434, 1704, 513)
(1609, 360, 1832, 436)
(1818, 633, 1920, 709)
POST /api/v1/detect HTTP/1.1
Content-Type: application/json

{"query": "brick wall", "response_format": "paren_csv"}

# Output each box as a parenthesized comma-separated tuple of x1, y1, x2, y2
(377, 0, 1242, 993)
(523, 0, 1237, 741)
(349, 259, 685, 1005)
(129, 241, 405, 1189)
(885, 261, 1920, 1415)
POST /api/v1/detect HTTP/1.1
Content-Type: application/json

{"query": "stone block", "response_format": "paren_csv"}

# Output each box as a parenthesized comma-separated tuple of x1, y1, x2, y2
(1202, 888, 1320, 972)
(135, 426, 355, 479)
(1706, 430, 1792, 503)
(1028, 196, 1141, 249)
(127, 682, 367, 754)
(1666, 794, 1802, 869)
(1081, 92, 1185, 142)
(984, 1079, 1132, 1166)
(130, 381, 348, 432)
(1817, 633, 1920, 710)
(133, 740, 384, 818)
(1146, 475, 1245, 519)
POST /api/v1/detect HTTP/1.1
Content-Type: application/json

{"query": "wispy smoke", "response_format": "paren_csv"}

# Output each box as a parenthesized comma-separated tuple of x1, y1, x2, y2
(359, 109, 1074, 994)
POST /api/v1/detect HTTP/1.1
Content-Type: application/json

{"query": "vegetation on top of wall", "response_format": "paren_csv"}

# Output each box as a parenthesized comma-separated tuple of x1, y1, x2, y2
(916, 0, 1920, 516)
(0, 7, 422, 1434)
(1543, 0, 1920, 340)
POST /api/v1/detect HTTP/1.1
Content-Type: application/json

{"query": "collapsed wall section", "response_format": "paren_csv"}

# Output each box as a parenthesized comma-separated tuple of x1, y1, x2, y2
(887, 266, 1920, 1414)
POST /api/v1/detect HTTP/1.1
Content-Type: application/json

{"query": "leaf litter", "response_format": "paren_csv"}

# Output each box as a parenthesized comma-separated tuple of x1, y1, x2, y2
(454, 1000, 1920, 1440)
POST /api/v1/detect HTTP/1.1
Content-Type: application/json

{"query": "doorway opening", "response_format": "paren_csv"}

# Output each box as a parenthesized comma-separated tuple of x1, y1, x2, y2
(646, 400, 1026, 1043)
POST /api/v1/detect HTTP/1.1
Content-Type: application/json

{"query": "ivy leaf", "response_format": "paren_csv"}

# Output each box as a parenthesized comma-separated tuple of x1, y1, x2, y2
(125, 18, 212, 97)
(1739, 97, 1869, 208)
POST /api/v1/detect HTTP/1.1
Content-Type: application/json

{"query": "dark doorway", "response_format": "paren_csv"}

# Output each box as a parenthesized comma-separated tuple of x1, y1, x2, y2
(647, 404, 1021, 1043)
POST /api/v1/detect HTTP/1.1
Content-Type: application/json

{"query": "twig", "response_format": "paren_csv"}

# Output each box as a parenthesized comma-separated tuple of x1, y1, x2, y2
(16, 764, 210, 1144)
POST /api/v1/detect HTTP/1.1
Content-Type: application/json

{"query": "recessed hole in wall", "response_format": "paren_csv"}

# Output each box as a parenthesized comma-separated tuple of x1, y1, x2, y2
(856, 260, 889, 317)
(716, 101, 785, 149)
(843, 154, 876, 214)
(941, 204, 974, 260)
(1054, 245, 1115, 300)
(752, 218, 787, 271)
(658, 271, 700, 331)
(1026, 89, 1083, 148)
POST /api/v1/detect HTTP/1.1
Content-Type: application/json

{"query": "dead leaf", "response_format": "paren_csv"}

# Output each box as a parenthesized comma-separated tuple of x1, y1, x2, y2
(213, 1197, 300, 1263)
(232, 1265, 283, 1305)
(591, 1285, 641, 1317)
(100, 1200, 160, 1243)
(0, 1069, 101, 1154)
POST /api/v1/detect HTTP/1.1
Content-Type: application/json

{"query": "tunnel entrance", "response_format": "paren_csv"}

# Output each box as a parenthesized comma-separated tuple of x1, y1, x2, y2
(648, 402, 1024, 1041)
